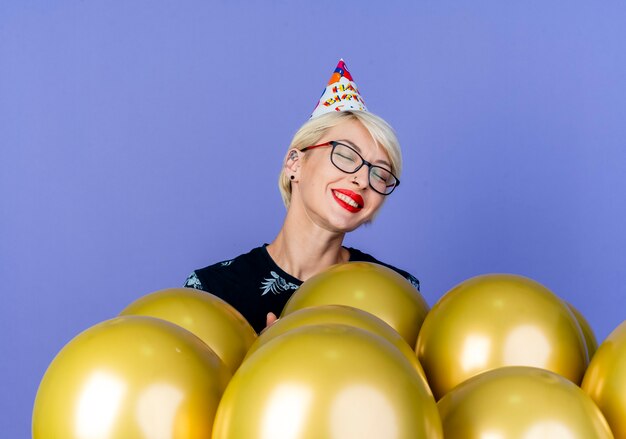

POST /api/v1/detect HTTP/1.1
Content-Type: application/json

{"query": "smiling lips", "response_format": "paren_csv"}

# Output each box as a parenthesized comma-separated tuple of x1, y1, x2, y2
(332, 189, 364, 213)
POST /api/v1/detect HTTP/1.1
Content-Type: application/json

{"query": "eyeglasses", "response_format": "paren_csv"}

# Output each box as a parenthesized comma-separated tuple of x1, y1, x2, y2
(300, 141, 400, 195)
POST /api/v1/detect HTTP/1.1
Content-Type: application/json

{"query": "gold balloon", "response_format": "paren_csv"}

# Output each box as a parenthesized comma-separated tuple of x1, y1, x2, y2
(213, 324, 443, 439)
(248, 304, 431, 395)
(281, 262, 429, 346)
(416, 274, 588, 400)
(582, 320, 626, 438)
(120, 287, 256, 374)
(438, 366, 613, 438)
(567, 301, 599, 359)
(32, 316, 231, 438)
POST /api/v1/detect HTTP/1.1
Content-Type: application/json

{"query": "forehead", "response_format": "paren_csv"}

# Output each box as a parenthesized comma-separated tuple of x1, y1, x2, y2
(322, 119, 391, 165)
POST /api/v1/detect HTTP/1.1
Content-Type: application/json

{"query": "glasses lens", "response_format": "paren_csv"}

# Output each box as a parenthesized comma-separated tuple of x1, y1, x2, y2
(330, 142, 398, 195)
(331, 143, 361, 173)
(370, 166, 397, 194)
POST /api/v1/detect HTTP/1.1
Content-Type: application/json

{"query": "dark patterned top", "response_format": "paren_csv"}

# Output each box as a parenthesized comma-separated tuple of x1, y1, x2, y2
(185, 245, 420, 333)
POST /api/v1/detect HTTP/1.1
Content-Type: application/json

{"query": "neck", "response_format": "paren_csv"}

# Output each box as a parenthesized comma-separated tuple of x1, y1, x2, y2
(267, 209, 350, 282)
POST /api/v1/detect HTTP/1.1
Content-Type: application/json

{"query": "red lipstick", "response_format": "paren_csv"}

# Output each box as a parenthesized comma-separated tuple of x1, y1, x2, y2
(332, 189, 364, 213)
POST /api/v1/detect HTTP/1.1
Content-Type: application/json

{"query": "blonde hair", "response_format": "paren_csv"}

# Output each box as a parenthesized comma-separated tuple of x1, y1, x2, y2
(278, 111, 402, 208)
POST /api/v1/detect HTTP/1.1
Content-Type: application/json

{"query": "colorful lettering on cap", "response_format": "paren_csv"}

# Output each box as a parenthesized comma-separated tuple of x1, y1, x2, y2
(310, 59, 368, 119)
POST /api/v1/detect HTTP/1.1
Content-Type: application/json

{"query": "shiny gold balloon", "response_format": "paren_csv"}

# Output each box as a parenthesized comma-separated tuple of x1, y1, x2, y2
(438, 366, 613, 438)
(281, 262, 429, 346)
(120, 287, 256, 374)
(416, 274, 588, 399)
(213, 324, 443, 439)
(567, 301, 599, 359)
(32, 316, 231, 439)
(582, 320, 626, 438)
(248, 304, 431, 394)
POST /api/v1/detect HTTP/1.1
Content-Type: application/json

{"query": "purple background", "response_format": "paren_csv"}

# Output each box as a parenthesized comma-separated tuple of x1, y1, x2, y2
(2, 1, 626, 435)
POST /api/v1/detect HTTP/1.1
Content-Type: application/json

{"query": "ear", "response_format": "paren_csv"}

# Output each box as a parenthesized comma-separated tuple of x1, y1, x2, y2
(284, 148, 301, 178)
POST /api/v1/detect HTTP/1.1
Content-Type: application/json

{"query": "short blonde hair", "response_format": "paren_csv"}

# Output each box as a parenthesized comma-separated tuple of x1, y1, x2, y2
(278, 111, 402, 208)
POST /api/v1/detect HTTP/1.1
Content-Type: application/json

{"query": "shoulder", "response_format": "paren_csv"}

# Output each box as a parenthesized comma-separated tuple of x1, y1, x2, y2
(199, 246, 267, 274)
(346, 247, 421, 292)
(184, 246, 268, 291)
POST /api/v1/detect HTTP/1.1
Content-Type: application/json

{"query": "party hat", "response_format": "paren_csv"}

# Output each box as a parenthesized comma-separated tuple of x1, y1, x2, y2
(310, 59, 368, 119)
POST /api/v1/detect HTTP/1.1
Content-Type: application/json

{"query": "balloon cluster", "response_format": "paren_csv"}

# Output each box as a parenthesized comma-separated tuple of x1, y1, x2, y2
(32, 264, 626, 438)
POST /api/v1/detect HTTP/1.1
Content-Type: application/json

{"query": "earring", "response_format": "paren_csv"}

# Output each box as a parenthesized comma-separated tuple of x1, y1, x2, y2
(290, 175, 295, 180)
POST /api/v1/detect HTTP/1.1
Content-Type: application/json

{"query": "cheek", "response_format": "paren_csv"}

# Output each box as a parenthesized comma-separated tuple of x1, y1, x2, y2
(367, 196, 385, 213)
(300, 174, 327, 204)
(304, 166, 337, 191)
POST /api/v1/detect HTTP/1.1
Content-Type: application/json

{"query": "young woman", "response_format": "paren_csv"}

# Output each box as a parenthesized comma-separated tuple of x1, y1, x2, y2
(185, 60, 419, 333)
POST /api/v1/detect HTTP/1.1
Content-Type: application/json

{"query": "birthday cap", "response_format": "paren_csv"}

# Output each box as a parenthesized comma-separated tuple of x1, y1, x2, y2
(310, 59, 368, 119)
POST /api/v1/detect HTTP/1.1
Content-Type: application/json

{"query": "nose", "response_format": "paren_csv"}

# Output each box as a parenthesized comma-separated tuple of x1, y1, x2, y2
(351, 165, 370, 189)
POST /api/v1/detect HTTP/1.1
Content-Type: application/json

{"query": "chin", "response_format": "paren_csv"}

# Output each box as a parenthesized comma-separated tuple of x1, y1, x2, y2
(325, 206, 374, 233)
(332, 218, 370, 234)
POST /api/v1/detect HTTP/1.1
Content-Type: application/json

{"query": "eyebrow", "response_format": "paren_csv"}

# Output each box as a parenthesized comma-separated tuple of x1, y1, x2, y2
(337, 139, 393, 169)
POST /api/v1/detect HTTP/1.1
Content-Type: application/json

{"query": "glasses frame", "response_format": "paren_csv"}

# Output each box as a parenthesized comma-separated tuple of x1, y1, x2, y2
(300, 141, 400, 195)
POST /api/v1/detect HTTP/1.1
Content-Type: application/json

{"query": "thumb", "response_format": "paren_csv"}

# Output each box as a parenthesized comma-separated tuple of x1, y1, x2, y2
(266, 312, 278, 328)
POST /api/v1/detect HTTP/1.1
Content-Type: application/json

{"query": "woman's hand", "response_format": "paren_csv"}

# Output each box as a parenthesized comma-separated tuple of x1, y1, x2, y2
(266, 312, 278, 328)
